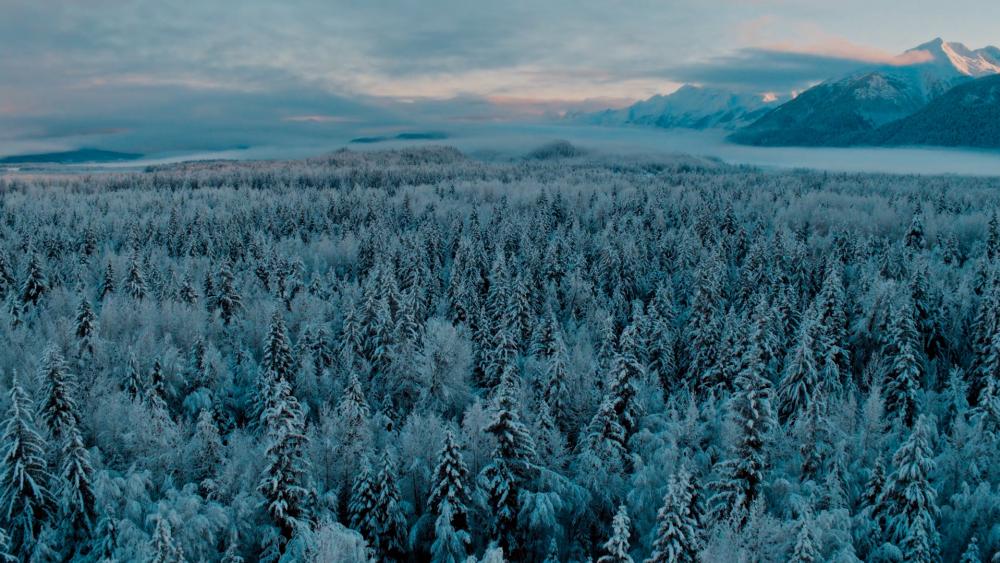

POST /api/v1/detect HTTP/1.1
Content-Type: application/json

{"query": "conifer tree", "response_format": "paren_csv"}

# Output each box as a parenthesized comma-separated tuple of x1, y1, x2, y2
(372, 452, 406, 561)
(213, 262, 242, 325)
(178, 275, 198, 305)
(123, 353, 143, 402)
(647, 283, 678, 395)
(645, 468, 701, 563)
(148, 359, 169, 414)
(57, 424, 96, 547)
(788, 511, 819, 563)
(38, 346, 79, 443)
(905, 212, 926, 250)
(428, 432, 471, 536)
(431, 500, 470, 563)
(124, 255, 147, 300)
(811, 263, 849, 386)
(777, 319, 819, 424)
(0, 377, 54, 553)
(710, 357, 774, 527)
(959, 536, 981, 563)
(879, 418, 939, 560)
(0, 251, 15, 301)
(582, 396, 628, 477)
(597, 504, 633, 563)
(90, 510, 119, 562)
(883, 298, 922, 427)
(686, 248, 724, 393)
(480, 371, 537, 558)
(543, 331, 571, 433)
(148, 516, 185, 563)
(349, 456, 378, 548)
(258, 378, 312, 552)
(19, 254, 48, 307)
(99, 262, 115, 301)
(610, 325, 644, 438)
(263, 310, 295, 387)
(74, 297, 97, 355)
(0, 526, 14, 563)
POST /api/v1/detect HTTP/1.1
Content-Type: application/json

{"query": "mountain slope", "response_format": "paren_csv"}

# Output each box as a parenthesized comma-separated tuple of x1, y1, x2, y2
(866, 74, 1000, 148)
(575, 84, 782, 130)
(729, 72, 926, 146)
(732, 38, 1000, 146)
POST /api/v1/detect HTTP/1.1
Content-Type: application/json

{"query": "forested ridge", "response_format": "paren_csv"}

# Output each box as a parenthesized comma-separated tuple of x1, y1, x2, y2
(0, 146, 997, 562)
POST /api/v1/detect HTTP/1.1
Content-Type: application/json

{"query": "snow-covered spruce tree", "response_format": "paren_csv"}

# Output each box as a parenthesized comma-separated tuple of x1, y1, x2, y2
(855, 456, 887, 558)
(90, 507, 119, 563)
(685, 247, 724, 394)
(879, 417, 939, 561)
(371, 452, 407, 561)
(99, 262, 115, 301)
(0, 251, 15, 301)
(212, 262, 242, 326)
(348, 456, 378, 549)
(178, 275, 198, 305)
(908, 262, 944, 361)
(123, 352, 144, 402)
(777, 318, 819, 425)
(529, 305, 561, 360)
(0, 376, 54, 554)
(263, 310, 295, 386)
(38, 345, 80, 443)
(258, 377, 313, 555)
(709, 353, 774, 528)
(788, 510, 819, 563)
(428, 432, 471, 540)
(810, 262, 849, 388)
(57, 424, 96, 551)
(647, 282, 678, 397)
(74, 296, 97, 355)
(905, 211, 926, 251)
(971, 314, 1000, 408)
(597, 504, 633, 563)
(645, 468, 701, 563)
(580, 395, 628, 484)
(0, 526, 14, 563)
(431, 500, 470, 563)
(123, 255, 147, 300)
(883, 297, 923, 427)
(148, 516, 185, 563)
(479, 370, 537, 559)
(610, 324, 644, 439)
(19, 254, 48, 308)
(541, 325, 572, 435)
(148, 358, 169, 414)
(959, 535, 981, 563)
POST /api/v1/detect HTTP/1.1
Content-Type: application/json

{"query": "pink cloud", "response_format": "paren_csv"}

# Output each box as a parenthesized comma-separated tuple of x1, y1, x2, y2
(282, 115, 357, 123)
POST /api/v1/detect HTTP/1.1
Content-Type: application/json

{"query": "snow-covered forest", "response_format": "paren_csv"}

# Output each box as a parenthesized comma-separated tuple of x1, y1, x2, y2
(0, 146, 998, 562)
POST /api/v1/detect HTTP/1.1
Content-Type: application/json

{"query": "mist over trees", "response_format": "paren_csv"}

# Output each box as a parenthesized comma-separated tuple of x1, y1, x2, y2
(0, 146, 997, 561)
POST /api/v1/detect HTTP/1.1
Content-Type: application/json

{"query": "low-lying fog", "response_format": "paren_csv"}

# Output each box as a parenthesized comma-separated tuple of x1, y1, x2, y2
(16, 123, 1000, 177)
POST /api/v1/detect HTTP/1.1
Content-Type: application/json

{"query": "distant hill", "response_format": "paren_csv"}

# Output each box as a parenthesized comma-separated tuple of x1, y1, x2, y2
(0, 148, 142, 164)
(572, 84, 782, 131)
(866, 74, 1000, 148)
(732, 38, 1000, 146)
(349, 131, 448, 144)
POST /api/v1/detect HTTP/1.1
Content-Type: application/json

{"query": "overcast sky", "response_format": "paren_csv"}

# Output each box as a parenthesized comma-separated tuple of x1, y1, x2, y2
(2, 0, 998, 155)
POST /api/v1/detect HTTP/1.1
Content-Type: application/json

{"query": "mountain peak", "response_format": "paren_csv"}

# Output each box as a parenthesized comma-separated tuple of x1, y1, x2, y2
(905, 38, 1000, 77)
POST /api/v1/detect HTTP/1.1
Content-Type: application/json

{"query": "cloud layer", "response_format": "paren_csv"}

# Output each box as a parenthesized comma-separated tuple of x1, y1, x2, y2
(2, 0, 998, 156)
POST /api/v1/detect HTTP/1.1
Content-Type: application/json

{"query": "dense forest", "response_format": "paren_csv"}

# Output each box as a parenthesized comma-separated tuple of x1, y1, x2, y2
(0, 146, 997, 562)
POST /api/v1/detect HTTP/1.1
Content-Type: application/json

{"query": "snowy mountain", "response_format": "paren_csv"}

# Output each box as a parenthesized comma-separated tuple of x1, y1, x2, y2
(732, 38, 1000, 146)
(573, 84, 784, 130)
(866, 74, 1000, 147)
